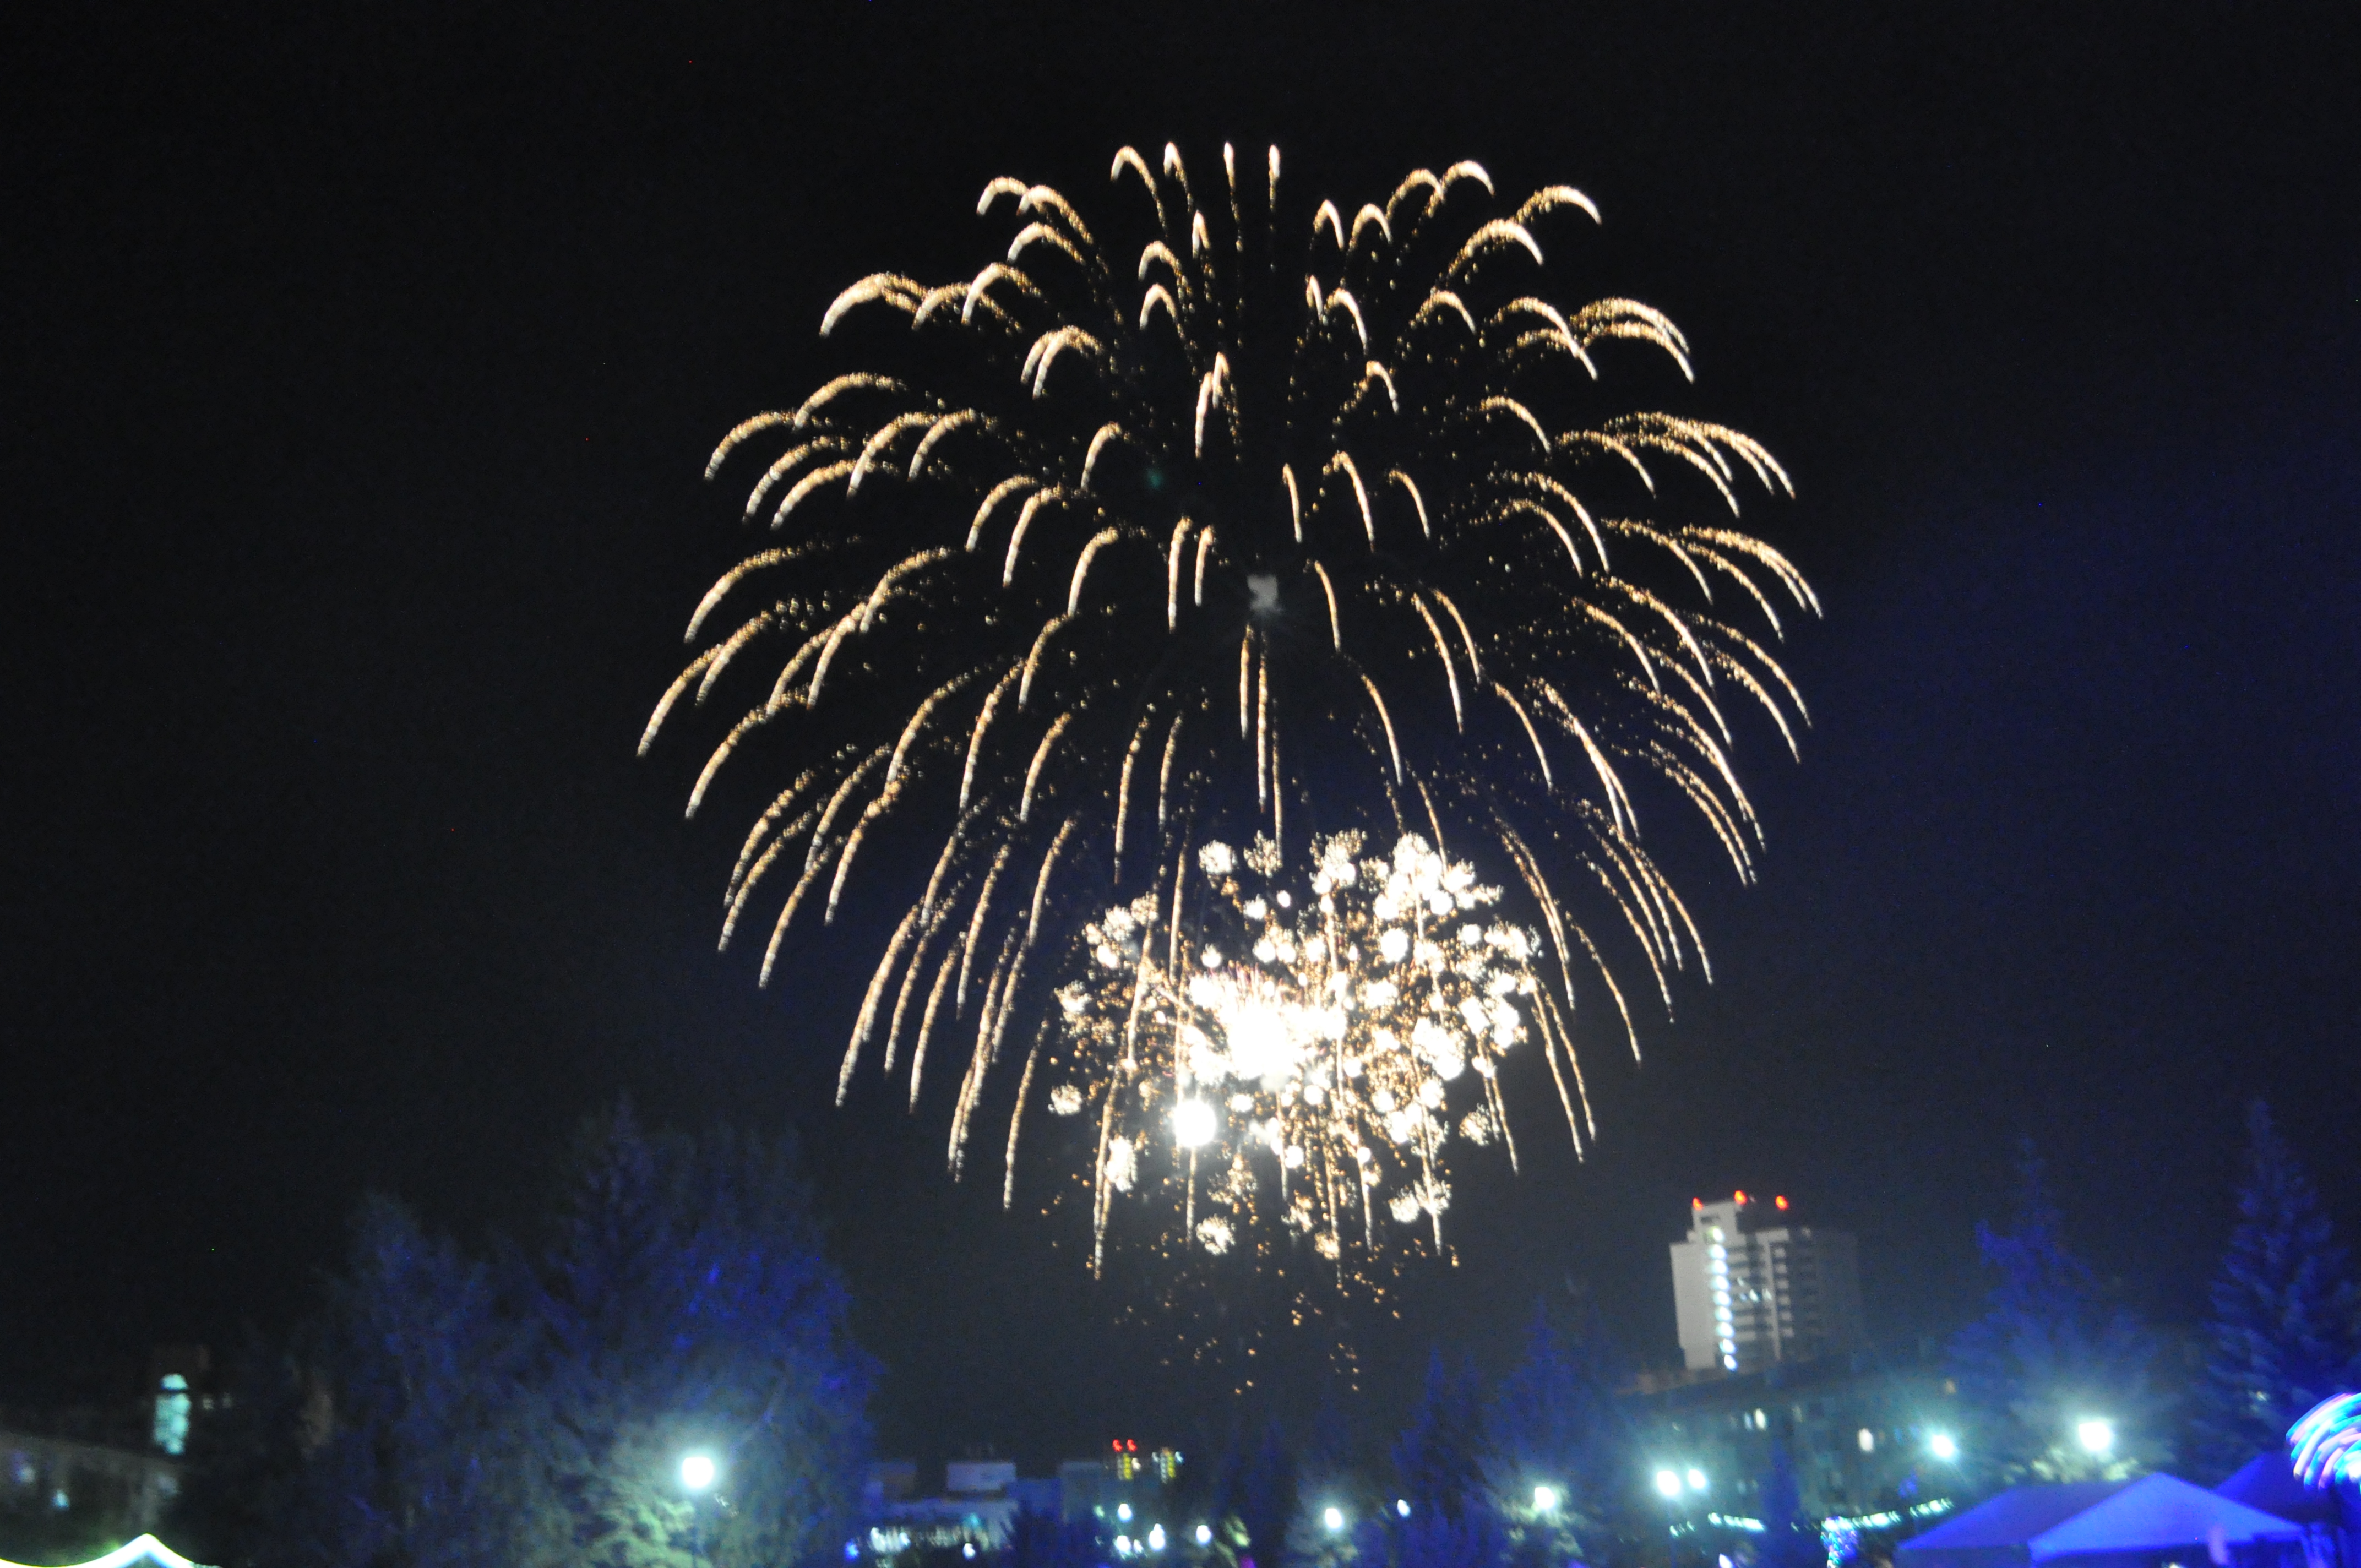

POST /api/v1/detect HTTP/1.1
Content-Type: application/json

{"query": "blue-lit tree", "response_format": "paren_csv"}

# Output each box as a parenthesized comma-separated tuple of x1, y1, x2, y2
(1755, 1445, 1819, 1568)
(2195, 1101, 2361, 1476)
(1216, 1421, 1300, 1568)
(1487, 1294, 1634, 1567)
(1949, 1139, 2174, 1485)
(187, 1106, 872, 1568)
(1391, 1350, 1501, 1568)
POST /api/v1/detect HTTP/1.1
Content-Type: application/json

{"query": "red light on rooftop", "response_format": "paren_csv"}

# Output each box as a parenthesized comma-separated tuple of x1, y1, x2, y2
(1734, 1190, 1748, 1205)
(1775, 1195, 1789, 1211)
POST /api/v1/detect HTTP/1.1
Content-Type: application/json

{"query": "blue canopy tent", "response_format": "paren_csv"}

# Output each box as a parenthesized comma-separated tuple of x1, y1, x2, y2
(2217, 1440, 2357, 1568)
(2218, 1451, 2343, 1531)
(1898, 1476, 2303, 1568)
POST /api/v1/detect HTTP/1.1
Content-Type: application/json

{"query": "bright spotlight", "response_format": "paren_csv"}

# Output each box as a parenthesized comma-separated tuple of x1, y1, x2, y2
(1655, 1469, 1683, 1499)
(1687, 1468, 1707, 1493)
(2077, 1419, 2114, 1456)
(681, 1453, 717, 1491)
(1194, 1526, 1213, 1547)
(1928, 1433, 1959, 1462)
(1533, 1485, 1560, 1512)
(1173, 1100, 1217, 1148)
(1323, 1507, 1346, 1532)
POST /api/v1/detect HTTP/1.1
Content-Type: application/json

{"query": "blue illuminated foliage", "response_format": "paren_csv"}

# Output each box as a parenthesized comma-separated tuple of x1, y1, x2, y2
(2196, 1101, 2361, 1474)
(175, 1104, 871, 1568)
(1949, 1138, 2174, 1485)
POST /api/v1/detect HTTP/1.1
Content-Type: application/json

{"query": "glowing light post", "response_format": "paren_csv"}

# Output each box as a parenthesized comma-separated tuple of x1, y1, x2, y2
(1656, 1468, 1686, 1568)
(682, 1452, 719, 1567)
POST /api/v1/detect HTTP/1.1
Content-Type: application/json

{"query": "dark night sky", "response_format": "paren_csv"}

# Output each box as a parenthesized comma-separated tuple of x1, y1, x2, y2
(6, 1, 2358, 1472)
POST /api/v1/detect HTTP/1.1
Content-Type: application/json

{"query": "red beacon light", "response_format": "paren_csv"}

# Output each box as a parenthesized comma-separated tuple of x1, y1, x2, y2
(1733, 1190, 1749, 1205)
(1775, 1195, 1789, 1211)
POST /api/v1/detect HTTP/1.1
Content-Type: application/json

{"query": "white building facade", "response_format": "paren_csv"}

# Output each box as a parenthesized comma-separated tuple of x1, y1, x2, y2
(1671, 1194, 1867, 1373)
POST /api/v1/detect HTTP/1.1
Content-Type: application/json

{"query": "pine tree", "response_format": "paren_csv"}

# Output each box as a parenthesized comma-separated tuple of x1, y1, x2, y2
(2195, 1101, 2361, 1474)
(1949, 1137, 2175, 1485)
(184, 1105, 874, 1568)
(1218, 1420, 1299, 1568)
(1487, 1293, 1634, 1564)
(1395, 1348, 1487, 1523)
(1755, 1445, 1819, 1568)
(1393, 1349, 1500, 1568)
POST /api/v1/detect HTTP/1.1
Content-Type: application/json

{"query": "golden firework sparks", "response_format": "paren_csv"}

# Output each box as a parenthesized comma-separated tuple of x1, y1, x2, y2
(1045, 832, 1542, 1273)
(646, 143, 1818, 1281)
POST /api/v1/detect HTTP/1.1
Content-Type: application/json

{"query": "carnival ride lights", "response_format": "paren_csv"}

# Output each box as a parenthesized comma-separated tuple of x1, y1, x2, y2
(2291, 1393, 2361, 1489)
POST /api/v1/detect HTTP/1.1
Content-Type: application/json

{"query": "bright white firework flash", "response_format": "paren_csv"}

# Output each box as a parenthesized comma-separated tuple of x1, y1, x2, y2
(1046, 831, 1540, 1271)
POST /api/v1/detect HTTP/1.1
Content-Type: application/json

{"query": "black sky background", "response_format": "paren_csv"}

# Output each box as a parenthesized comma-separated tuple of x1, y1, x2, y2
(5, 0, 2358, 1474)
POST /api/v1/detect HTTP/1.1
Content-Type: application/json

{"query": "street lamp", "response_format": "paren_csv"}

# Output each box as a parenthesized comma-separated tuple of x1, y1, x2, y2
(1655, 1470, 1684, 1500)
(1687, 1469, 1707, 1494)
(681, 1452, 719, 1568)
(1928, 1433, 1959, 1462)
(2077, 1419, 2115, 1457)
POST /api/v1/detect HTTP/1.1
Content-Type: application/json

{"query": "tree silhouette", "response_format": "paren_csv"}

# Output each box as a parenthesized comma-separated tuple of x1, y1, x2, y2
(175, 1104, 872, 1567)
(2195, 1101, 2361, 1475)
(1950, 1137, 2174, 1485)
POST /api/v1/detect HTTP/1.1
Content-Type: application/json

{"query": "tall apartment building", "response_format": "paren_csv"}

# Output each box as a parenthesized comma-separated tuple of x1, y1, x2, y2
(1671, 1193, 1866, 1373)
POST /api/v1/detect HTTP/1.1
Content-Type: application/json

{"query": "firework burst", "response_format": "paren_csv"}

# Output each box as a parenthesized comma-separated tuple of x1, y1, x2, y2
(644, 143, 1816, 1275)
(1054, 830, 1551, 1281)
